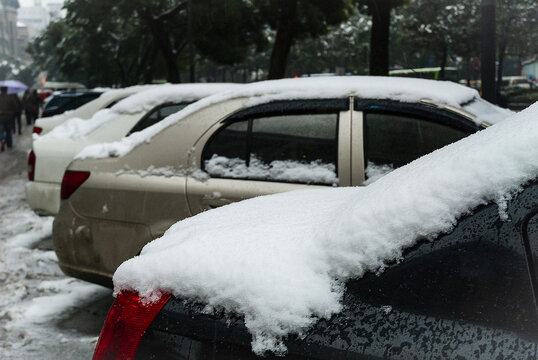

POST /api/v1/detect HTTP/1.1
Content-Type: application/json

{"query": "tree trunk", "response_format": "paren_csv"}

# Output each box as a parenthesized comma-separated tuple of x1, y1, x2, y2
(143, 12, 181, 83)
(268, 0, 298, 80)
(497, 38, 506, 89)
(481, 0, 496, 103)
(368, 0, 392, 76)
(439, 42, 448, 80)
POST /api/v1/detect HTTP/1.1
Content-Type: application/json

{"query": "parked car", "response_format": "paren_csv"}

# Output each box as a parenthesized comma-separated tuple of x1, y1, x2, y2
(41, 90, 104, 118)
(52, 76, 512, 287)
(93, 103, 538, 359)
(33, 85, 155, 136)
(501, 75, 531, 89)
(27, 83, 237, 216)
(38, 81, 86, 103)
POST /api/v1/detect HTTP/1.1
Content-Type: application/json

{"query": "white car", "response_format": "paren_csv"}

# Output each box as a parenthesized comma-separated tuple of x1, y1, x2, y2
(27, 83, 238, 215)
(33, 85, 155, 136)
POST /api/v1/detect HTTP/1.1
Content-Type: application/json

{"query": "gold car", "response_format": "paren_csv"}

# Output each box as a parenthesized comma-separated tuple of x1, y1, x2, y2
(52, 76, 509, 287)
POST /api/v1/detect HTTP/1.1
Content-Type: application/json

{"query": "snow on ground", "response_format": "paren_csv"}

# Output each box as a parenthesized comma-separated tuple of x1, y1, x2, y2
(114, 103, 538, 356)
(0, 127, 110, 360)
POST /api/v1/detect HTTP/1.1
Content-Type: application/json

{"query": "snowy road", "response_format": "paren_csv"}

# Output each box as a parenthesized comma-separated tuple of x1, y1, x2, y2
(0, 128, 112, 359)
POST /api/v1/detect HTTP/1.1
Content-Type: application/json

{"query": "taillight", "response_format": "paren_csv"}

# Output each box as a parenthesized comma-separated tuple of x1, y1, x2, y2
(28, 150, 36, 181)
(93, 291, 171, 360)
(60, 170, 90, 200)
(33, 126, 43, 135)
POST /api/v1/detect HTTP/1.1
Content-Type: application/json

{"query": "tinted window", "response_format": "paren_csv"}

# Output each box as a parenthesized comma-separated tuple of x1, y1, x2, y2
(204, 121, 249, 162)
(251, 114, 337, 165)
(203, 113, 339, 185)
(364, 113, 468, 175)
(129, 103, 188, 134)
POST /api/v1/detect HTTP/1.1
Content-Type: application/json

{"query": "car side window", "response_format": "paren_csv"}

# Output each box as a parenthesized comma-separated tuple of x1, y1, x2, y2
(203, 113, 339, 185)
(129, 103, 188, 135)
(364, 113, 468, 182)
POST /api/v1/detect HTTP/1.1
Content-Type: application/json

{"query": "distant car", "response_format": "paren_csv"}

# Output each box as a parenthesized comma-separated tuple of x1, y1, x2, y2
(92, 103, 538, 360)
(27, 83, 237, 216)
(33, 86, 155, 136)
(38, 81, 86, 102)
(52, 76, 512, 287)
(40, 91, 104, 118)
(501, 76, 531, 89)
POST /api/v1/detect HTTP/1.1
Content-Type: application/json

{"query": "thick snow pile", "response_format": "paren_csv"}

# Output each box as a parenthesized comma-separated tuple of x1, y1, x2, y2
(205, 155, 338, 185)
(114, 103, 538, 354)
(41, 83, 238, 141)
(76, 76, 499, 160)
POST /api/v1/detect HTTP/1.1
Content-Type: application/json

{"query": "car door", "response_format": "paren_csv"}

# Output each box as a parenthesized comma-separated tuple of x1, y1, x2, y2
(351, 101, 480, 186)
(186, 99, 353, 215)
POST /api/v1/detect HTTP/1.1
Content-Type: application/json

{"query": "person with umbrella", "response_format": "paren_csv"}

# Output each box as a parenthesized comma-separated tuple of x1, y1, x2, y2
(0, 86, 18, 151)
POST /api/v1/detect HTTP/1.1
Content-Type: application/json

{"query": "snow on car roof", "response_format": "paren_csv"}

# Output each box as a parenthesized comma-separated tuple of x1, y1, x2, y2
(113, 103, 538, 355)
(39, 83, 238, 141)
(75, 76, 508, 160)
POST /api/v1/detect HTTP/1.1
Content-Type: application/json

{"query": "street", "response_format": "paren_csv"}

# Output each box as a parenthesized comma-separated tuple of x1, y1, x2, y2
(0, 127, 111, 360)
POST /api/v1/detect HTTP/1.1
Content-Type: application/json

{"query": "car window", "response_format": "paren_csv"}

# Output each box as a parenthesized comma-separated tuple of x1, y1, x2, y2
(129, 103, 188, 135)
(203, 113, 339, 185)
(160, 104, 186, 118)
(364, 112, 468, 179)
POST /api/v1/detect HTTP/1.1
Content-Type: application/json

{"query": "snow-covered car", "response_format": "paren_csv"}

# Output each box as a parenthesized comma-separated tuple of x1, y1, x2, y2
(93, 103, 538, 360)
(52, 76, 512, 287)
(33, 85, 155, 136)
(27, 83, 237, 216)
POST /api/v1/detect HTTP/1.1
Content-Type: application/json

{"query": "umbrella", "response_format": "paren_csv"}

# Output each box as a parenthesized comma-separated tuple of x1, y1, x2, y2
(0, 80, 28, 94)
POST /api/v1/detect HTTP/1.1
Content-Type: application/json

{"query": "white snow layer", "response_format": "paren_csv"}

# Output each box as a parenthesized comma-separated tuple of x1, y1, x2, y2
(113, 102, 538, 354)
(41, 83, 238, 141)
(205, 155, 338, 185)
(76, 76, 502, 160)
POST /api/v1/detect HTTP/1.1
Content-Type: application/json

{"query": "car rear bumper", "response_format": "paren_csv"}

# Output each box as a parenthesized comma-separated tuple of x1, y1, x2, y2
(26, 181, 60, 216)
(53, 203, 154, 287)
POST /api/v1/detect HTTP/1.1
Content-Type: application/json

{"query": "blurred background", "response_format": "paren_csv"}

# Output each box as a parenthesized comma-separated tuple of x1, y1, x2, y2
(0, 0, 537, 108)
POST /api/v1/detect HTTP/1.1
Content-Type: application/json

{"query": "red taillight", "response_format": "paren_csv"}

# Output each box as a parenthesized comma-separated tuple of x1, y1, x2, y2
(60, 170, 90, 200)
(93, 291, 171, 360)
(28, 150, 36, 181)
(33, 126, 43, 135)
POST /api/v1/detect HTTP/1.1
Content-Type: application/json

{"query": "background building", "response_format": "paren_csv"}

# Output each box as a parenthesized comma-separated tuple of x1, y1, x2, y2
(0, 0, 19, 57)
(16, 20, 28, 59)
(17, 0, 49, 39)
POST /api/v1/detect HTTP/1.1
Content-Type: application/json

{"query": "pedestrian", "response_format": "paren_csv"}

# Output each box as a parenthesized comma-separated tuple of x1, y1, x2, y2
(0, 86, 17, 151)
(10, 93, 23, 135)
(23, 88, 39, 125)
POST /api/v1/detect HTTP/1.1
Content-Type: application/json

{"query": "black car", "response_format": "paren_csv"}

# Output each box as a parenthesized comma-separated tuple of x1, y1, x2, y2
(41, 91, 103, 118)
(93, 180, 538, 360)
